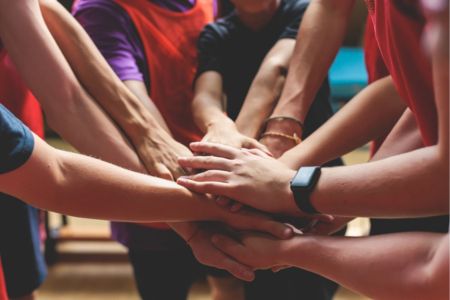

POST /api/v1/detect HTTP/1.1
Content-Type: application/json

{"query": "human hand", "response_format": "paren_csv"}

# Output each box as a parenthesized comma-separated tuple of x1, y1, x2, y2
(136, 129, 193, 180)
(187, 226, 256, 281)
(203, 122, 269, 153)
(211, 231, 292, 270)
(219, 208, 293, 240)
(177, 142, 302, 216)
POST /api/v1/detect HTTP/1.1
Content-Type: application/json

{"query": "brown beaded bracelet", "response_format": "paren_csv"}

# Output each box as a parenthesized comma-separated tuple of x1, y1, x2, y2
(260, 131, 302, 145)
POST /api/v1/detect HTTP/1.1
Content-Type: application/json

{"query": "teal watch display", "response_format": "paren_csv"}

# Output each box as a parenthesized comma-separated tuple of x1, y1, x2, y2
(290, 166, 321, 214)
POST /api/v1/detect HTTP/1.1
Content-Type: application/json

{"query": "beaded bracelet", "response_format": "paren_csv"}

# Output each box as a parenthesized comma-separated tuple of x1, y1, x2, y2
(260, 131, 302, 145)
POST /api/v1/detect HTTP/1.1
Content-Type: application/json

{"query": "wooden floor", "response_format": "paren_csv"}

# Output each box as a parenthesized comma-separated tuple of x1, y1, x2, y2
(38, 139, 371, 300)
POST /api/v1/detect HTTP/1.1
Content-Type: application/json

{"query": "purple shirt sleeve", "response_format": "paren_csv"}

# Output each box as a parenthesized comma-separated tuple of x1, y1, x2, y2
(73, 0, 147, 83)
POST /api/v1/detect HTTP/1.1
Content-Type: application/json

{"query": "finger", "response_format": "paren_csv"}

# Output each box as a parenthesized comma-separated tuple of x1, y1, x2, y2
(216, 196, 231, 207)
(189, 142, 239, 159)
(211, 252, 255, 282)
(199, 239, 255, 281)
(247, 140, 272, 156)
(181, 170, 229, 182)
(177, 177, 231, 196)
(239, 214, 293, 240)
(152, 163, 174, 181)
(256, 220, 293, 240)
(178, 156, 232, 171)
(247, 147, 271, 158)
(229, 202, 244, 213)
(211, 234, 249, 262)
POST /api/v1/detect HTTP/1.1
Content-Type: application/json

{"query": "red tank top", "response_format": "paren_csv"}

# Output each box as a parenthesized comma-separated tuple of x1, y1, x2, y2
(0, 50, 45, 245)
(114, 0, 213, 230)
(115, 0, 214, 146)
(0, 50, 44, 138)
(364, 19, 390, 155)
(0, 260, 7, 300)
(366, 0, 437, 146)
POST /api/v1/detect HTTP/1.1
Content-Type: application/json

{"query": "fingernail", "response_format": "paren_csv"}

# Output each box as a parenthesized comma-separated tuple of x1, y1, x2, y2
(284, 228, 294, 238)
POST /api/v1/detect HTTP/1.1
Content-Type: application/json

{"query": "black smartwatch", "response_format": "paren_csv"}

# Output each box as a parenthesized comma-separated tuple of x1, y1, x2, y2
(290, 166, 321, 214)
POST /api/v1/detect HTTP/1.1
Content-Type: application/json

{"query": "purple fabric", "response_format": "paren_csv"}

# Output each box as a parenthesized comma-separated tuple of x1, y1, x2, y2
(73, 0, 217, 85)
(73, 0, 216, 250)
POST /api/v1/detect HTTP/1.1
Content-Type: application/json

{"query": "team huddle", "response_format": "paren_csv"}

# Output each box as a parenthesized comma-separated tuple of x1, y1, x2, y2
(0, 0, 448, 300)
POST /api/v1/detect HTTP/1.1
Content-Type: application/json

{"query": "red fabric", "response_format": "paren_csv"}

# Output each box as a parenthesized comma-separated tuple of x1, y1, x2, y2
(367, 0, 437, 146)
(0, 259, 8, 300)
(364, 19, 390, 155)
(115, 0, 213, 146)
(114, 0, 214, 229)
(0, 50, 44, 138)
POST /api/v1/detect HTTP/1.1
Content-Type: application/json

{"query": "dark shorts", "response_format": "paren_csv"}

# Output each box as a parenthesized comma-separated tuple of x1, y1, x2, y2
(0, 194, 47, 298)
(119, 225, 227, 300)
(128, 245, 228, 300)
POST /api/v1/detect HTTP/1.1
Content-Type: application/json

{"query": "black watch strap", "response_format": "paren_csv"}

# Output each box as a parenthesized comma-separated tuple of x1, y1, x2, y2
(290, 166, 321, 214)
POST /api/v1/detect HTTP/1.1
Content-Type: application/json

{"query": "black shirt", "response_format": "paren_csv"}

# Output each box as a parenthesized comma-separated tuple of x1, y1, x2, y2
(197, 0, 309, 120)
(0, 104, 34, 174)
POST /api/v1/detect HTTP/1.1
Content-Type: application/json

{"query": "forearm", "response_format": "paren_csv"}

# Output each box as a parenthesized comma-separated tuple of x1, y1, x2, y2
(39, 0, 170, 142)
(1, 136, 228, 223)
(280, 76, 406, 168)
(193, 72, 234, 132)
(236, 39, 294, 138)
(272, 0, 355, 122)
(283, 233, 449, 300)
(0, 0, 143, 171)
(311, 146, 449, 217)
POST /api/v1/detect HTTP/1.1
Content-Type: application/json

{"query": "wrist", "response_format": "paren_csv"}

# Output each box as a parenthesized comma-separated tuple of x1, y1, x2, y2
(206, 118, 237, 133)
(281, 236, 316, 266)
(264, 118, 303, 137)
(280, 169, 304, 216)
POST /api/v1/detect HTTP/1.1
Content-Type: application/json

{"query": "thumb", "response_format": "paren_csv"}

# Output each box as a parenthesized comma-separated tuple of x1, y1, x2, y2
(151, 162, 175, 181)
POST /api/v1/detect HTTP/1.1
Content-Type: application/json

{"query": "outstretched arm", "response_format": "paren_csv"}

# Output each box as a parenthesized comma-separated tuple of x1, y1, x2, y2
(192, 71, 266, 150)
(39, 0, 191, 179)
(271, 0, 354, 124)
(235, 39, 296, 140)
(213, 232, 449, 300)
(0, 135, 290, 241)
(279, 76, 406, 168)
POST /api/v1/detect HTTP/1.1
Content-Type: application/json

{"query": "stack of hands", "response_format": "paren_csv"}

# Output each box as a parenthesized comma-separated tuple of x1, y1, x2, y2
(146, 116, 347, 282)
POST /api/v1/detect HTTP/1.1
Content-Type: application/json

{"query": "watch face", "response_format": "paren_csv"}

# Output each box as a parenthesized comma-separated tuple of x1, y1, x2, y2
(292, 167, 319, 189)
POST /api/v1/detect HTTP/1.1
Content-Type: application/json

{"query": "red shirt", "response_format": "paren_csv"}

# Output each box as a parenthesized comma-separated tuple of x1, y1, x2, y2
(0, 50, 44, 137)
(0, 259, 7, 300)
(366, 0, 437, 146)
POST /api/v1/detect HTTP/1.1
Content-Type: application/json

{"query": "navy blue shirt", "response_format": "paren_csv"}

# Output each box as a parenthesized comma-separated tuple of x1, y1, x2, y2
(0, 104, 34, 174)
(197, 0, 310, 120)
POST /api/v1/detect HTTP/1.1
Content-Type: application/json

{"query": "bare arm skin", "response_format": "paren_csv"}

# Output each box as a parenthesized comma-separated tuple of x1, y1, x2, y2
(235, 39, 296, 139)
(212, 232, 449, 300)
(279, 76, 406, 169)
(177, 1, 449, 219)
(39, 0, 192, 179)
(271, 0, 355, 123)
(0, 135, 292, 240)
(0, 0, 142, 172)
(0, 0, 274, 280)
(259, 0, 355, 156)
(191, 71, 267, 150)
